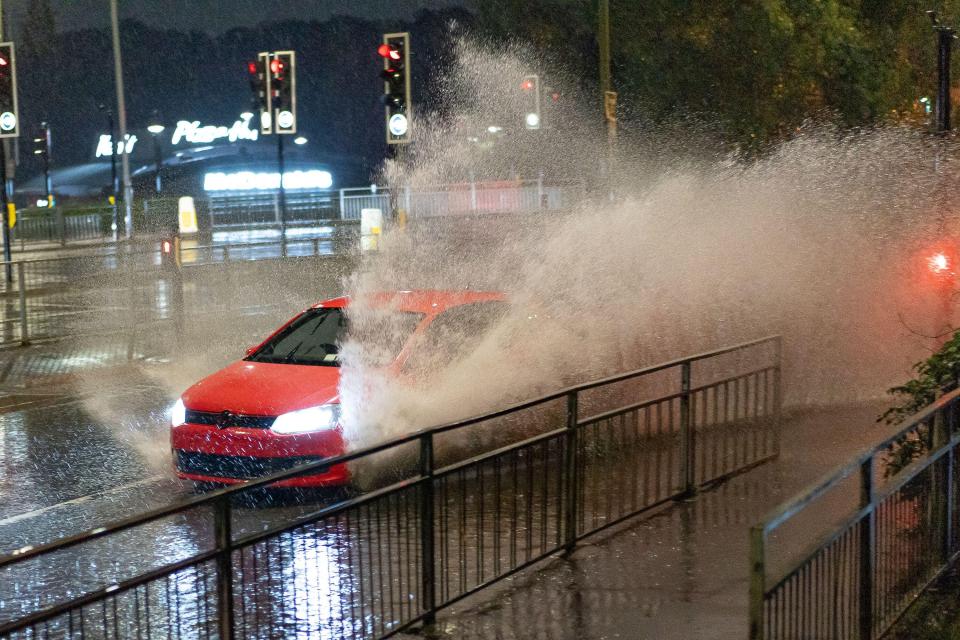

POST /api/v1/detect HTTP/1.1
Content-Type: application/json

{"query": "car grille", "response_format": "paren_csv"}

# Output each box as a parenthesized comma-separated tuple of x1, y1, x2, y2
(176, 451, 328, 480)
(185, 409, 275, 429)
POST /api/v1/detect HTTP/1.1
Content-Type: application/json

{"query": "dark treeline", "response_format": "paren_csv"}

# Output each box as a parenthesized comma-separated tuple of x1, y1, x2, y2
(14, 0, 957, 181)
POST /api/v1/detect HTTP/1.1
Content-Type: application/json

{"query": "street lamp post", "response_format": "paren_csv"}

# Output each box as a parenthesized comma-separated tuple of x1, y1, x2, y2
(927, 11, 956, 135)
(147, 111, 164, 195)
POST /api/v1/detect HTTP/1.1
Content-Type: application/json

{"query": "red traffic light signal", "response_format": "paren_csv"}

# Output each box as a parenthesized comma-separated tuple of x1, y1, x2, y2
(378, 43, 402, 61)
(521, 79, 534, 91)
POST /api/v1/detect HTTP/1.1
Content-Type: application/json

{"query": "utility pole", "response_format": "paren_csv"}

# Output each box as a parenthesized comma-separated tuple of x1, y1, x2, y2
(935, 21, 955, 134)
(928, 11, 956, 349)
(598, 0, 616, 195)
(110, 0, 133, 238)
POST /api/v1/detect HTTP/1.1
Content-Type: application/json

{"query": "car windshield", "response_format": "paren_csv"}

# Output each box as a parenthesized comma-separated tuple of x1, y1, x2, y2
(247, 307, 423, 367)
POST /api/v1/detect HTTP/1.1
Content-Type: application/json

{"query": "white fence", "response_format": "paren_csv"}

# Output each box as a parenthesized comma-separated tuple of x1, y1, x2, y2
(339, 180, 581, 221)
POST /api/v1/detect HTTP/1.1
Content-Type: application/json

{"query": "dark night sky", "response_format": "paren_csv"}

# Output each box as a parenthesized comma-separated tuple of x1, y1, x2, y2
(6, 0, 474, 34)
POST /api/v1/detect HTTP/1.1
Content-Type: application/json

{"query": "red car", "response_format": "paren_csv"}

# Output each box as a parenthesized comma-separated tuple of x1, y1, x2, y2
(170, 290, 508, 488)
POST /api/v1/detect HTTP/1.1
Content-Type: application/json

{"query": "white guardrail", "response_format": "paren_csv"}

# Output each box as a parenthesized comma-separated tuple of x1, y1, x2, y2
(338, 180, 582, 221)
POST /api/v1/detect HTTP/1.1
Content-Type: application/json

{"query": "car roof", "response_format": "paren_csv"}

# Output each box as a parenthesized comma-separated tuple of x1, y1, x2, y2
(313, 290, 506, 314)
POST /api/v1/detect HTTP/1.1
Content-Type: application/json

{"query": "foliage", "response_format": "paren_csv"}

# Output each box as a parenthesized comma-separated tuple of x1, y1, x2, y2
(15, 2, 960, 179)
(885, 564, 960, 639)
(881, 330, 960, 425)
(879, 330, 960, 474)
(475, 0, 960, 150)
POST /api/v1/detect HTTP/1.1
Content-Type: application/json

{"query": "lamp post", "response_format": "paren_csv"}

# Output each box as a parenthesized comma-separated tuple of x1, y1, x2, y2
(147, 111, 164, 195)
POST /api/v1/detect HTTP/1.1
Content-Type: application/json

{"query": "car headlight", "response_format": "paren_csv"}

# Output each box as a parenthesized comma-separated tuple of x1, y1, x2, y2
(170, 398, 186, 427)
(271, 404, 341, 435)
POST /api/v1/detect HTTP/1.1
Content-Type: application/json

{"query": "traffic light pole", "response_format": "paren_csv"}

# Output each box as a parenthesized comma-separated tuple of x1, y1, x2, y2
(108, 110, 118, 239)
(1, 140, 10, 283)
(598, 0, 616, 195)
(0, 143, 9, 280)
(42, 124, 51, 206)
(277, 133, 287, 240)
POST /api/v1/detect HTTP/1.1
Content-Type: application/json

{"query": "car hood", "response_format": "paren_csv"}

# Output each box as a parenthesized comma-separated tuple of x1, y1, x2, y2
(181, 360, 340, 416)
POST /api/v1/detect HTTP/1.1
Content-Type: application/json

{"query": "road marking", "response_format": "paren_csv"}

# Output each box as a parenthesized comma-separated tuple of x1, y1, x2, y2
(0, 475, 171, 527)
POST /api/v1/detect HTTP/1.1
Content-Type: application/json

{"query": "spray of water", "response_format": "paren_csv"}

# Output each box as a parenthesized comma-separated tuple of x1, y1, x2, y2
(339, 38, 957, 449)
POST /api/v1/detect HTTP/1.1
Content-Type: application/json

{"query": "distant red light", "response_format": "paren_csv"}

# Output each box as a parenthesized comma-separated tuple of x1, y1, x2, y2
(270, 59, 284, 75)
(552, 92, 560, 101)
(929, 252, 950, 274)
(0, 58, 8, 67)
(247, 61, 257, 75)
(521, 79, 533, 91)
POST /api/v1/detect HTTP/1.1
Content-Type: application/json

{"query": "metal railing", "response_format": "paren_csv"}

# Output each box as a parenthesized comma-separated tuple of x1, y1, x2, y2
(749, 386, 960, 640)
(338, 180, 582, 221)
(10, 209, 111, 247)
(0, 233, 358, 348)
(0, 335, 781, 639)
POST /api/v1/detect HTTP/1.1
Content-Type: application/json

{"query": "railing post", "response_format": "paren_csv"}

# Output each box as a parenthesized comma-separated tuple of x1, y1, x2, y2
(858, 456, 875, 640)
(773, 336, 783, 457)
(17, 262, 27, 346)
(419, 433, 436, 625)
(943, 400, 957, 562)
(563, 391, 579, 554)
(946, 443, 955, 562)
(680, 361, 695, 496)
(214, 496, 236, 640)
(748, 524, 766, 640)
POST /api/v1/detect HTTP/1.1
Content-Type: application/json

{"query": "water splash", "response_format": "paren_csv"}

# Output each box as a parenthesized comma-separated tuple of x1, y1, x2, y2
(339, 38, 957, 448)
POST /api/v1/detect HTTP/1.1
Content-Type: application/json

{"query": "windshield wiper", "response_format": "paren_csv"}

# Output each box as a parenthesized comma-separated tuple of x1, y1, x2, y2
(282, 340, 305, 363)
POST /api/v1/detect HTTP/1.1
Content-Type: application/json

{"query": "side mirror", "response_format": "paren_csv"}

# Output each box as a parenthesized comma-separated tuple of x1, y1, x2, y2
(245, 346, 258, 357)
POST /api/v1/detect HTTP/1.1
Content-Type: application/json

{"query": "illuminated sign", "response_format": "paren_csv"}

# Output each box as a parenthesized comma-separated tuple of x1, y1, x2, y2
(171, 113, 258, 146)
(388, 113, 408, 137)
(0, 111, 16, 131)
(95, 134, 138, 157)
(203, 170, 333, 192)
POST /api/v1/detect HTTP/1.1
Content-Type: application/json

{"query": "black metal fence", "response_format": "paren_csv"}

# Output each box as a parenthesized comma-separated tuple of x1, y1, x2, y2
(750, 387, 960, 640)
(0, 336, 781, 639)
(10, 209, 113, 247)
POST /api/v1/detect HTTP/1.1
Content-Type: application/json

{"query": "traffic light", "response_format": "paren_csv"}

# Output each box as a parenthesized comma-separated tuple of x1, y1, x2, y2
(0, 42, 18, 138)
(32, 122, 52, 207)
(269, 51, 296, 134)
(379, 32, 411, 144)
(521, 74, 541, 130)
(252, 51, 296, 135)
(247, 57, 269, 132)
